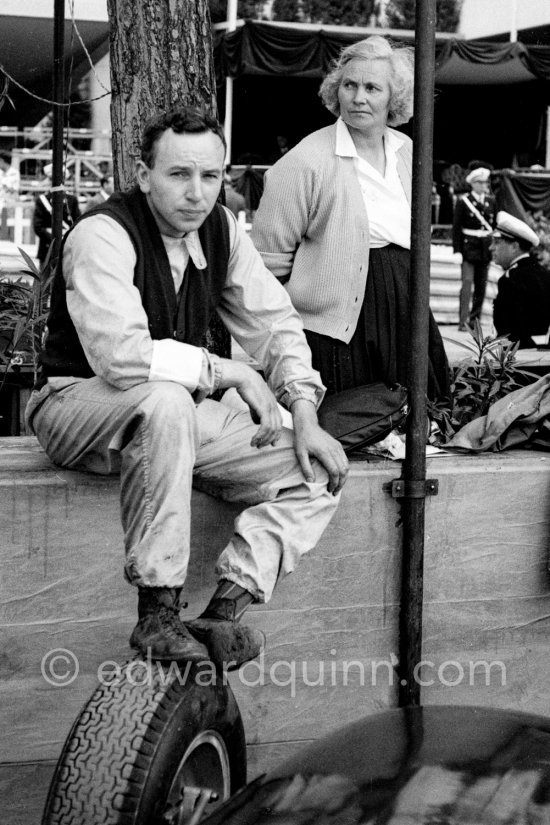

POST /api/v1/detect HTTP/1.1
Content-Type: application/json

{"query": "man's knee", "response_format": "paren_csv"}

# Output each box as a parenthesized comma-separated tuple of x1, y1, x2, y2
(137, 381, 193, 408)
(125, 382, 197, 441)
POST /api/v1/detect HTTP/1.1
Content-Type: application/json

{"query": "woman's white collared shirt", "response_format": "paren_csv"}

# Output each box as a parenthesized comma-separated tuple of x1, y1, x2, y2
(336, 118, 411, 250)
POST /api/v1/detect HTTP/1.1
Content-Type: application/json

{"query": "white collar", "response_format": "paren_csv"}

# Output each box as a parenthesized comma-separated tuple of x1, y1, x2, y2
(508, 252, 530, 271)
(335, 117, 405, 158)
(161, 230, 207, 270)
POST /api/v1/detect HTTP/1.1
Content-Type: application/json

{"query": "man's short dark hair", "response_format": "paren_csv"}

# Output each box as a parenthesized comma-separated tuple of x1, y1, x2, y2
(141, 107, 226, 168)
(0, 150, 12, 164)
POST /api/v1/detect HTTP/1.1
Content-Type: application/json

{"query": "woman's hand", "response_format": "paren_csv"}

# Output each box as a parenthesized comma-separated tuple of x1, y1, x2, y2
(291, 399, 349, 495)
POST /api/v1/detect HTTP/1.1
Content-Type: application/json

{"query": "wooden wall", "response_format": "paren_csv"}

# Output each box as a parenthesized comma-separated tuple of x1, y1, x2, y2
(2, 437, 550, 822)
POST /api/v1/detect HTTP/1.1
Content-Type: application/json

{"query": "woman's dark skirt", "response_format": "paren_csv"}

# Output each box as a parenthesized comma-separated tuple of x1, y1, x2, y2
(305, 244, 450, 400)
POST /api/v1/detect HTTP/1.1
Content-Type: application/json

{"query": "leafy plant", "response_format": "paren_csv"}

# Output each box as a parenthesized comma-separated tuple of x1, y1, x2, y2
(0, 247, 53, 392)
(428, 320, 540, 442)
(301, 0, 375, 25)
(385, 0, 462, 31)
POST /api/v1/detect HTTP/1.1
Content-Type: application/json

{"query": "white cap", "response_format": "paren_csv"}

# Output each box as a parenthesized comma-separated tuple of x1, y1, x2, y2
(492, 211, 539, 248)
(466, 167, 491, 185)
(43, 163, 53, 178)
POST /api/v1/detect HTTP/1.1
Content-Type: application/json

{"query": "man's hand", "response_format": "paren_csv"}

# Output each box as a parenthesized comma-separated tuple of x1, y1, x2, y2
(291, 399, 349, 495)
(219, 359, 282, 448)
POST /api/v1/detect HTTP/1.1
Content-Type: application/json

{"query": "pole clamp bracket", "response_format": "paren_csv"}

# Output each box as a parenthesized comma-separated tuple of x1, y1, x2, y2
(384, 478, 439, 499)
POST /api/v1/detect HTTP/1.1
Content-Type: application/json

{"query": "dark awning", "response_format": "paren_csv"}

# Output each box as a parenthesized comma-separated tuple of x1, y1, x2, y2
(492, 170, 550, 217)
(0, 13, 110, 126)
(214, 20, 550, 85)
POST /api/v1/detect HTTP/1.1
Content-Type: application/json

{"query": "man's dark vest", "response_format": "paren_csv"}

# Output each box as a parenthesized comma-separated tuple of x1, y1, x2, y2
(39, 188, 230, 383)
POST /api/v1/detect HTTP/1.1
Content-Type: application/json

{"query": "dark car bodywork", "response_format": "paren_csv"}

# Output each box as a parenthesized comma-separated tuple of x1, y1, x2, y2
(201, 705, 550, 824)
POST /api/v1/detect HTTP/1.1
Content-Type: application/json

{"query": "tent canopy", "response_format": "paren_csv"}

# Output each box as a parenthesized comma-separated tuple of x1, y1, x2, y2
(1, 15, 548, 168)
(213, 21, 550, 169)
(0, 13, 109, 127)
(214, 20, 550, 85)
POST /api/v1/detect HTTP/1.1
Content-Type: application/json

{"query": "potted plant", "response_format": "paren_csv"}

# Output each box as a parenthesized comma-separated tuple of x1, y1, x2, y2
(0, 248, 53, 434)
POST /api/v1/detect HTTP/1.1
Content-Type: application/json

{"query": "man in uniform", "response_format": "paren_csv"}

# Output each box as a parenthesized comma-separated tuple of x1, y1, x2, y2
(32, 163, 81, 265)
(25, 107, 348, 669)
(452, 166, 496, 329)
(491, 211, 550, 348)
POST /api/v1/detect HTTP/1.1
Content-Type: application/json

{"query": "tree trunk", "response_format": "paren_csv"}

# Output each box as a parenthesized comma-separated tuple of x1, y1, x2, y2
(106, 0, 230, 358)
(107, 0, 217, 191)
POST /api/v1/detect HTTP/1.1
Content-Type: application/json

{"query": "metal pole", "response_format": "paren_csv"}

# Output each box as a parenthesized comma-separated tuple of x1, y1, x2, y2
(224, 79, 234, 166)
(398, 0, 437, 708)
(510, 0, 518, 41)
(223, 0, 238, 165)
(51, 0, 65, 269)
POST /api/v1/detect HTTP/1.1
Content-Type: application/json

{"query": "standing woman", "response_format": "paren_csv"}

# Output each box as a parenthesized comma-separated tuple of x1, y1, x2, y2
(251, 36, 449, 400)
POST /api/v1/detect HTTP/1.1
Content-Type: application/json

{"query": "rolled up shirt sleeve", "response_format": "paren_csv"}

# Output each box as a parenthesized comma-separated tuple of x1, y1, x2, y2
(218, 207, 325, 409)
(64, 215, 209, 392)
(63, 210, 323, 406)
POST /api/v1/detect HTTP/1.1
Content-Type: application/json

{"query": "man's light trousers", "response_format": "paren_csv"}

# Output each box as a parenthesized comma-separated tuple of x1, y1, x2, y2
(27, 378, 339, 602)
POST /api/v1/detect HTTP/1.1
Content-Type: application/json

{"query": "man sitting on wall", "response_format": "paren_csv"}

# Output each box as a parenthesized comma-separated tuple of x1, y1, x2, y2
(25, 107, 348, 668)
(491, 211, 550, 349)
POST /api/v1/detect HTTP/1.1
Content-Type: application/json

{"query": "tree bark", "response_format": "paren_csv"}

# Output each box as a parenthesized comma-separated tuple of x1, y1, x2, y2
(107, 0, 217, 191)
(106, 0, 229, 358)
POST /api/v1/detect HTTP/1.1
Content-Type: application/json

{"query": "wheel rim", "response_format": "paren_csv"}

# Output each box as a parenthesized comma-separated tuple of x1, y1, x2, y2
(163, 730, 232, 822)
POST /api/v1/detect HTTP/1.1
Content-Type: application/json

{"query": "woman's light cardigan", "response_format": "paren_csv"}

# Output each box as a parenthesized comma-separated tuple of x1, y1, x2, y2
(250, 123, 413, 344)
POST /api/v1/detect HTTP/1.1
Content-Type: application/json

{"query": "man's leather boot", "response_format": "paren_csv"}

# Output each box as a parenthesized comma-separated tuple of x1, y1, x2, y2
(185, 580, 265, 671)
(130, 586, 210, 663)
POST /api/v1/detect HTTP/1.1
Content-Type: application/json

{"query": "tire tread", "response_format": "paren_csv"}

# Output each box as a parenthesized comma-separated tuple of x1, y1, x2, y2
(42, 660, 245, 825)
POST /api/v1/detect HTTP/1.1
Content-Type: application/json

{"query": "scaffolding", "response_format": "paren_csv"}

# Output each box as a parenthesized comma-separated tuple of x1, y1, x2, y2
(0, 126, 112, 198)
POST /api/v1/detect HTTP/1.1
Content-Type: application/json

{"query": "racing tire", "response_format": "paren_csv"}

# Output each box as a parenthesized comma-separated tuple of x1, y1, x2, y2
(41, 657, 247, 825)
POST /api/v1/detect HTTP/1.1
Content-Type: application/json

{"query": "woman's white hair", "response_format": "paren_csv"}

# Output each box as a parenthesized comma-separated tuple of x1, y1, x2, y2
(319, 35, 415, 127)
